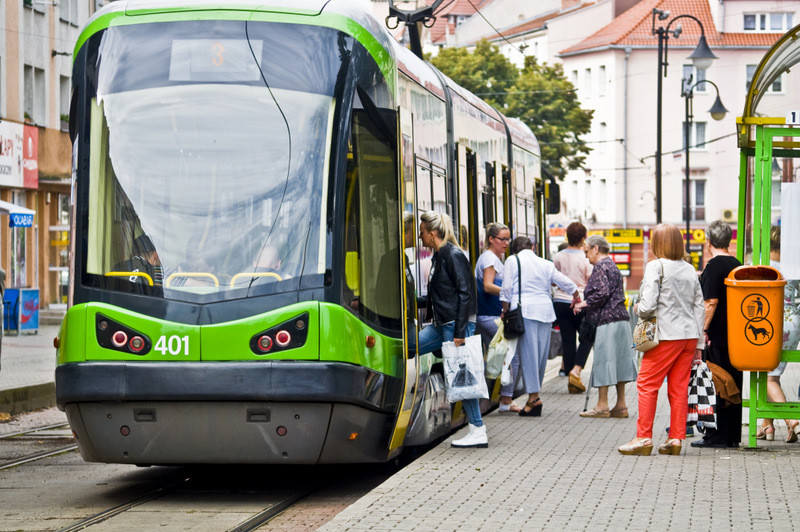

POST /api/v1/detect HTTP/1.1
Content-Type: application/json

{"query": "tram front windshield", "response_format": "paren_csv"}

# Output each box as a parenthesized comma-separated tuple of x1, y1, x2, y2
(83, 21, 347, 302)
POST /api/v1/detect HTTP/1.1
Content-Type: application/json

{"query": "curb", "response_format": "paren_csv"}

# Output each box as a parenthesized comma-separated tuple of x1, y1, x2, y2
(0, 383, 56, 415)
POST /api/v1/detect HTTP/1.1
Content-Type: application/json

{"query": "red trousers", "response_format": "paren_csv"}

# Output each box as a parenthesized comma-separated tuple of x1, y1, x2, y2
(636, 338, 696, 440)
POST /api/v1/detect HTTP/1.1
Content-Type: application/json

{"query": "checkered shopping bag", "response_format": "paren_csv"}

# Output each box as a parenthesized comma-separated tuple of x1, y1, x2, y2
(687, 361, 717, 429)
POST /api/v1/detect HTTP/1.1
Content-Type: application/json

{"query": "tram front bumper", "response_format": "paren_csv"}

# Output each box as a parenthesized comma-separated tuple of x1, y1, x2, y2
(56, 362, 402, 464)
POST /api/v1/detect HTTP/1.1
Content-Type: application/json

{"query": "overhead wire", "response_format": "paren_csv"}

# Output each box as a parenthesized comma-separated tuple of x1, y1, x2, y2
(464, 0, 528, 56)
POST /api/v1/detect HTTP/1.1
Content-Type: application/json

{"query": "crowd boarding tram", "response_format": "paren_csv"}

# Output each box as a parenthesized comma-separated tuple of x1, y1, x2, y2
(56, 0, 558, 465)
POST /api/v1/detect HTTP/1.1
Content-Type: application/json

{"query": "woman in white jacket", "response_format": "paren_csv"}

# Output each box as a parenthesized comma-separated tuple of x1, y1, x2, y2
(619, 224, 704, 456)
(501, 236, 580, 416)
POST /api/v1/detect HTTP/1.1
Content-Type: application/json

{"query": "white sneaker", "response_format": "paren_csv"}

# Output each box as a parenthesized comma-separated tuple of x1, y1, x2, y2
(451, 423, 488, 448)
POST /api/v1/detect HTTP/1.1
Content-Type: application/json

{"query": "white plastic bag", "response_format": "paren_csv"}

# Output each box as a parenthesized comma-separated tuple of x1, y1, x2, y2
(500, 337, 519, 386)
(442, 335, 489, 403)
(485, 319, 507, 378)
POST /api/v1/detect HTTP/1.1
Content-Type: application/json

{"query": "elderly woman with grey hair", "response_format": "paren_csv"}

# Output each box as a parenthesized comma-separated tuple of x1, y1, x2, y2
(573, 234, 638, 418)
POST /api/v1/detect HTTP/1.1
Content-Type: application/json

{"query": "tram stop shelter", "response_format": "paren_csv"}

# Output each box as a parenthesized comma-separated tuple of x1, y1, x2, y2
(737, 22, 800, 447)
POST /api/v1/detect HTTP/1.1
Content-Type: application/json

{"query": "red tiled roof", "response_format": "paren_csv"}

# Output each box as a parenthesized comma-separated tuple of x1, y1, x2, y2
(425, 0, 493, 44)
(560, 0, 782, 55)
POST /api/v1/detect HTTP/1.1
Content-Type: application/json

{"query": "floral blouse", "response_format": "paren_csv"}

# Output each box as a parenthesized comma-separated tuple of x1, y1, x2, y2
(583, 256, 629, 326)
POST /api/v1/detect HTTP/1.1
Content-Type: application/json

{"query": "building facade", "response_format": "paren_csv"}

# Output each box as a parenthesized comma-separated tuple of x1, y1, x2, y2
(2, 0, 103, 311)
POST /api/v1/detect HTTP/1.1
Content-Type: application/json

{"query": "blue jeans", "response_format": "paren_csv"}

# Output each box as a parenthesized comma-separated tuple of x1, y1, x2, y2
(417, 321, 483, 427)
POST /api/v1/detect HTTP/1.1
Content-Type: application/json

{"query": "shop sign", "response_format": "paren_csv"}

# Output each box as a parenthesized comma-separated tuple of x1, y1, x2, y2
(588, 229, 643, 243)
(23, 126, 38, 189)
(10, 213, 33, 227)
(0, 122, 38, 188)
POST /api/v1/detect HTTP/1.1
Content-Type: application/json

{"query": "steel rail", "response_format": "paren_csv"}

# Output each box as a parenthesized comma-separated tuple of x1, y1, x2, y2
(228, 487, 319, 532)
(0, 422, 71, 440)
(57, 477, 192, 532)
(0, 444, 79, 471)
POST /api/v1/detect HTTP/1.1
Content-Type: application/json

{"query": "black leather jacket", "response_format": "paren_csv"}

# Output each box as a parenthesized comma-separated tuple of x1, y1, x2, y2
(427, 242, 477, 339)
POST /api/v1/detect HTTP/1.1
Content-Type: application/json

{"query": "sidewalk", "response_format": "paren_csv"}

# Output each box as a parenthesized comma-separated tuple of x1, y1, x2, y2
(322, 360, 800, 531)
(0, 325, 61, 414)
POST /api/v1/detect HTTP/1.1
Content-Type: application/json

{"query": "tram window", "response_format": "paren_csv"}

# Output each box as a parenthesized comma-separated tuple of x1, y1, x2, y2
(342, 106, 401, 334)
(432, 170, 447, 214)
(416, 165, 432, 212)
(516, 197, 527, 237)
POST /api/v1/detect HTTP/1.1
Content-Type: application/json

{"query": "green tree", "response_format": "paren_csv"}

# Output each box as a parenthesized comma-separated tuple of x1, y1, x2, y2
(506, 57, 593, 179)
(430, 40, 518, 107)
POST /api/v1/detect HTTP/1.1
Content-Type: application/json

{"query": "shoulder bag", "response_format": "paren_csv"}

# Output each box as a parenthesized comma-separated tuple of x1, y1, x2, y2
(502, 255, 526, 339)
(633, 260, 664, 352)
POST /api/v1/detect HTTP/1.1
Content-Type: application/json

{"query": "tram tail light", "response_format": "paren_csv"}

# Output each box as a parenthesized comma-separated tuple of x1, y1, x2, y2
(129, 336, 145, 353)
(257, 335, 273, 352)
(275, 330, 291, 347)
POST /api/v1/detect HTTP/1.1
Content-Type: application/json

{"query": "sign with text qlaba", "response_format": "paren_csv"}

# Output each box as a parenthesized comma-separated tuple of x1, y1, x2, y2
(9, 213, 33, 227)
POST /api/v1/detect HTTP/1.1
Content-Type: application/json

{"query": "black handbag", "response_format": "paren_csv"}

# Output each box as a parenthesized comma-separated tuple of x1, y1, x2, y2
(578, 317, 596, 344)
(503, 255, 525, 339)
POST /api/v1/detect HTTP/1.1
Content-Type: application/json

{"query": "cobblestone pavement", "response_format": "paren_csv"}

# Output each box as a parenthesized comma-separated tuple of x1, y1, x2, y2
(322, 362, 800, 531)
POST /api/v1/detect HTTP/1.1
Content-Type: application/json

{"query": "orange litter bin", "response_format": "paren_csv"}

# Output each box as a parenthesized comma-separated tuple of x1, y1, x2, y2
(724, 265, 785, 371)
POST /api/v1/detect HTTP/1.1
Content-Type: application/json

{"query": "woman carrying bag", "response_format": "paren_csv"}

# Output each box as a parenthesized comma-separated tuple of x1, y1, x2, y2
(619, 224, 705, 456)
(501, 237, 580, 417)
(416, 211, 485, 448)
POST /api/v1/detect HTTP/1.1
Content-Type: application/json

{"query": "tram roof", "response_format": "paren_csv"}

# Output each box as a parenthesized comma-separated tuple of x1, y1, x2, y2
(739, 22, 800, 145)
(84, 0, 540, 156)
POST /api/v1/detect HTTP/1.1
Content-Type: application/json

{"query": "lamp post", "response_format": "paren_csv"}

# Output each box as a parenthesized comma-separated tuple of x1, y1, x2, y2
(681, 78, 728, 254)
(652, 8, 718, 224)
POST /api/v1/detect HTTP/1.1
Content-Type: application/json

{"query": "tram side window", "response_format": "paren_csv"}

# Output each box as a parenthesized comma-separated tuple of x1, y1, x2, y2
(342, 106, 401, 334)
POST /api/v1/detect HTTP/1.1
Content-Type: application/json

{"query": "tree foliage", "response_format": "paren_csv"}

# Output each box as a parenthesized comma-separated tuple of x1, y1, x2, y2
(430, 41, 593, 179)
(506, 57, 593, 179)
(429, 40, 517, 108)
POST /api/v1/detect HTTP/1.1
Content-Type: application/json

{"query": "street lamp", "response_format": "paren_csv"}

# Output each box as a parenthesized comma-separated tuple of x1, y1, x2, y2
(652, 8, 718, 224)
(681, 78, 728, 254)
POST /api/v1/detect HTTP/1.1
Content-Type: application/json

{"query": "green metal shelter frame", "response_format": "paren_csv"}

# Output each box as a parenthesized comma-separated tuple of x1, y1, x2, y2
(737, 23, 800, 448)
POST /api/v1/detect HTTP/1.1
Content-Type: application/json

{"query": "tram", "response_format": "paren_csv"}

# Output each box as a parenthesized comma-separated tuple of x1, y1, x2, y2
(56, 0, 558, 464)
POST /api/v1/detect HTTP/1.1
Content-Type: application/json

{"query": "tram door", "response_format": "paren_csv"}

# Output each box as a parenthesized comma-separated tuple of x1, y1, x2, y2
(389, 107, 420, 452)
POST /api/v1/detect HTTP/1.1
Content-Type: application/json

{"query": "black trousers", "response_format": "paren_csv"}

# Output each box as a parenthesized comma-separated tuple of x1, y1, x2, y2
(554, 301, 592, 373)
(702, 342, 744, 445)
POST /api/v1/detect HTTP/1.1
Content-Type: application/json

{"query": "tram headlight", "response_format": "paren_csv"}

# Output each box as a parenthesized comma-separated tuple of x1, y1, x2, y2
(111, 331, 128, 348)
(275, 330, 291, 347)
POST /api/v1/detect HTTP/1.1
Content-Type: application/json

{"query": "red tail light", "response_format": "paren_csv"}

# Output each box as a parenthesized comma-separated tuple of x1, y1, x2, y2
(129, 336, 145, 352)
(258, 335, 273, 352)
(112, 331, 128, 347)
(275, 330, 291, 347)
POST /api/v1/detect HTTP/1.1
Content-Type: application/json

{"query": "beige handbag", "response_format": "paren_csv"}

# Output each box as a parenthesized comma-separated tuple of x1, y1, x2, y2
(633, 260, 664, 353)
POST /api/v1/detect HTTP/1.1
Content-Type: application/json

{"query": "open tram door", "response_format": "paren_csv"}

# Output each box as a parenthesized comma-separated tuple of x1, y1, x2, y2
(388, 107, 420, 453)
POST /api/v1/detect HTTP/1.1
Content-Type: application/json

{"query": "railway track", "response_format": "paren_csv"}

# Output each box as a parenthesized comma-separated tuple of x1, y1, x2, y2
(0, 421, 78, 470)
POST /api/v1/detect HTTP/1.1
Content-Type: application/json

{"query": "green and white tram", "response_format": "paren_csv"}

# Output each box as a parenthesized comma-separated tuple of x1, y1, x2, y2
(56, 0, 556, 464)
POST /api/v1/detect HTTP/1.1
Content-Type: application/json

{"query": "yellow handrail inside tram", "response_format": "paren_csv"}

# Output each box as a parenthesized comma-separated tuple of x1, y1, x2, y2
(105, 271, 154, 286)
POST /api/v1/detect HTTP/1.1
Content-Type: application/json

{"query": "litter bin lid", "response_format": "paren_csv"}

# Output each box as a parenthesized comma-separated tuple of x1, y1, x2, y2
(724, 265, 786, 287)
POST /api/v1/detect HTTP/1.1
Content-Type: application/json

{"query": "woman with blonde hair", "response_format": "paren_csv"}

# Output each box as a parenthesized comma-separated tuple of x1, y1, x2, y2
(474, 222, 519, 412)
(619, 224, 704, 456)
(417, 211, 485, 447)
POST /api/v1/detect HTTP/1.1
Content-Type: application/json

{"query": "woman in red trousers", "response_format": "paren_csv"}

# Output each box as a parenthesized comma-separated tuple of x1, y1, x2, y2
(618, 224, 705, 456)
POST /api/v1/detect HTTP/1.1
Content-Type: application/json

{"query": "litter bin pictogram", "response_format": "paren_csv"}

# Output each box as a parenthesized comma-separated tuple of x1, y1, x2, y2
(725, 265, 785, 371)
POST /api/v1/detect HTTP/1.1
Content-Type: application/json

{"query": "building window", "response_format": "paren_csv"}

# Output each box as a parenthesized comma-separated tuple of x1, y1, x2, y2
(744, 13, 793, 32)
(60, 0, 79, 25)
(571, 70, 578, 86)
(24, 65, 46, 125)
(60, 76, 70, 129)
(598, 65, 606, 96)
(683, 121, 706, 150)
(584, 68, 591, 97)
(683, 180, 706, 221)
(746, 64, 782, 93)
(682, 64, 706, 92)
